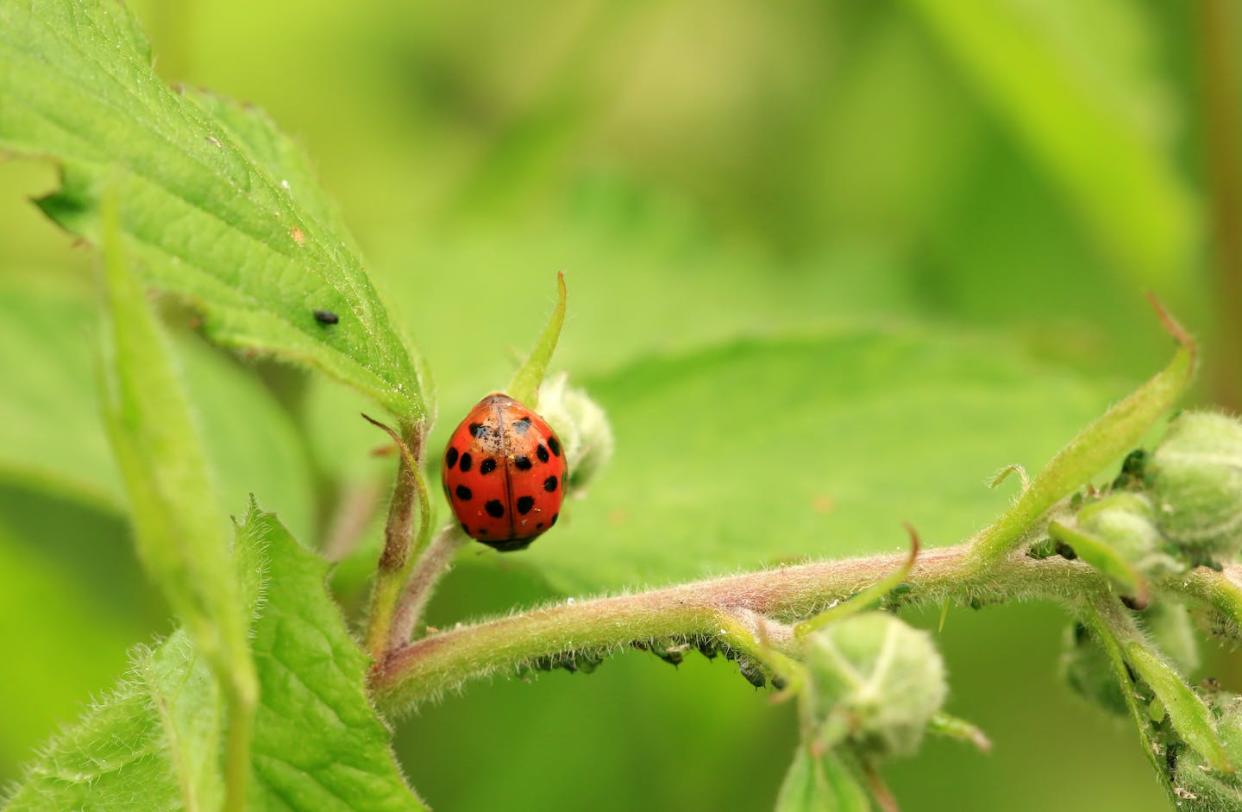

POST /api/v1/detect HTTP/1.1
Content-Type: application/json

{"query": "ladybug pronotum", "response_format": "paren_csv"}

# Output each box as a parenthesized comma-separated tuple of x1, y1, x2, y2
(442, 393, 567, 551)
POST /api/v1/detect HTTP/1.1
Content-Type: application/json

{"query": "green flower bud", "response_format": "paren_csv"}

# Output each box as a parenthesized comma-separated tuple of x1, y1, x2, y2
(1174, 692, 1242, 808)
(537, 373, 614, 491)
(1144, 601, 1199, 678)
(1075, 492, 1184, 580)
(1060, 623, 1127, 716)
(1146, 411, 1242, 564)
(804, 613, 946, 759)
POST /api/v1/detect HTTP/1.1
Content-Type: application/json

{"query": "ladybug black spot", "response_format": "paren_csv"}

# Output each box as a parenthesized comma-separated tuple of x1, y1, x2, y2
(544, 476, 558, 492)
(461, 522, 470, 535)
(512, 417, 531, 434)
(469, 422, 485, 438)
(313, 309, 339, 325)
(455, 485, 473, 501)
(536, 522, 544, 530)
(479, 458, 497, 475)
(514, 456, 532, 471)
(547, 436, 561, 457)
(445, 447, 459, 469)
(536, 444, 550, 463)
(485, 500, 505, 518)
(517, 496, 535, 515)
(550, 512, 559, 527)
(459, 452, 473, 473)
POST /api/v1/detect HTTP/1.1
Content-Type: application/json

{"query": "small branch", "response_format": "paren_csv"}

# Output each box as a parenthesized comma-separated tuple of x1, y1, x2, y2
(1081, 595, 1201, 808)
(362, 415, 429, 661)
(387, 524, 471, 650)
(371, 543, 1108, 715)
(1169, 564, 1242, 629)
(795, 524, 919, 638)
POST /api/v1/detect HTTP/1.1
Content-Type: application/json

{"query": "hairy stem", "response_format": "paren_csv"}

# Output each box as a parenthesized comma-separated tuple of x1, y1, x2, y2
(1079, 599, 1173, 798)
(363, 419, 429, 661)
(221, 674, 257, 812)
(1172, 564, 1242, 629)
(371, 543, 1108, 715)
(387, 524, 471, 649)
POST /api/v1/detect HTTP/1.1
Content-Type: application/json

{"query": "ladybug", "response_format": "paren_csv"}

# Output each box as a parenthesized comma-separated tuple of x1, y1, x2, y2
(442, 393, 567, 551)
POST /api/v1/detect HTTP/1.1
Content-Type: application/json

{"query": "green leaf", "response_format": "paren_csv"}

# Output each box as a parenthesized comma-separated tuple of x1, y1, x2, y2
(902, 0, 1199, 287)
(507, 272, 567, 408)
(964, 308, 1193, 573)
(239, 506, 424, 811)
(5, 633, 223, 812)
(774, 747, 871, 812)
(98, 194, 256, 808)
(490, 328, 1120, 594)
(1048, 520, 1146, 605)
(0, 0, 426, 425)
(7, 505, 425, 811)
(0, 274, 318, 542)
(1125, 641, 1232, 774)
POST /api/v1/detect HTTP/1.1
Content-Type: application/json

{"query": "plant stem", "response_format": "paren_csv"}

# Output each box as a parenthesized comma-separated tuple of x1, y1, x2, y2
(387, 524, 471, 650)
(371, 543, 1107, 715)
(1195, 0, 1242, 411)
(221, 672, 257, 812)
(363, 419, 429, 661)
(1172, 564, 1242, 629)
(1078, 599, 1172, 792)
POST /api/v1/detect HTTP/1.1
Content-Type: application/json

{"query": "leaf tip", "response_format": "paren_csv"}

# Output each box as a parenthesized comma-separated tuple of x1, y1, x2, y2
(1145, 292, 1197, 367)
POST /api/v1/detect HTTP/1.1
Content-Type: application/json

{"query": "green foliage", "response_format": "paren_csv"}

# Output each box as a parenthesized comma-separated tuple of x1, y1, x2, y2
(965, 313, 1194, 572)
(6, 505, 424, 811)
(1074, 492, 1183, 582)
(507, 272, 567, 408)
(239, 508, 423, 811)
(904, 0, 1198, 287)
(0, 276, 319, 541)
(774, 746, 871, 812)
(0, 0, 426, 425)
(0, 0, 1231, 809)
(1125, 641, 1231, 773)
(98, 197, 256, 807)
(1177, 693, 1242, 810)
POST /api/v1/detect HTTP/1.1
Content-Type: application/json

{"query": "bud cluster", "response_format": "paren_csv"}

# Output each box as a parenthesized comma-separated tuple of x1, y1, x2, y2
(802, 612, 947, 760)
(1044, 411, 1242, 581)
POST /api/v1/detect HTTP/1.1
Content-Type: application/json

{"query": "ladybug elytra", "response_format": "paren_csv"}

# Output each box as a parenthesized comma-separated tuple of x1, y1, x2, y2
(442, 393, 567, 551)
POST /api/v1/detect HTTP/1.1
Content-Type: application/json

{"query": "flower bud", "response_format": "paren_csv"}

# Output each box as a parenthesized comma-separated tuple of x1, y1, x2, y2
(804, 613, 946, 759)
(1074, 492, 1184, 580)
(1146, 411, 1242, 564)
(1060, 623, 1127, 716)
(537, 373, 614, 491)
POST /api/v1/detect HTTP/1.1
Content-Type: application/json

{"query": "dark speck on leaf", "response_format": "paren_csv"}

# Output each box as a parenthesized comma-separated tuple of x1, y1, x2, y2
(313, 309, 339, 325)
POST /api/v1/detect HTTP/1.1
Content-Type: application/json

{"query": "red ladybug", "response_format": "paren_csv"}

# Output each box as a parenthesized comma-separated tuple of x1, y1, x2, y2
(442, 393, 567, 551)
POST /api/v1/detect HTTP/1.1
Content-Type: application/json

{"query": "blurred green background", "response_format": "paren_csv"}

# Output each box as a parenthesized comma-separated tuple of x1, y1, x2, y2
(3, 1, 1242, 809)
